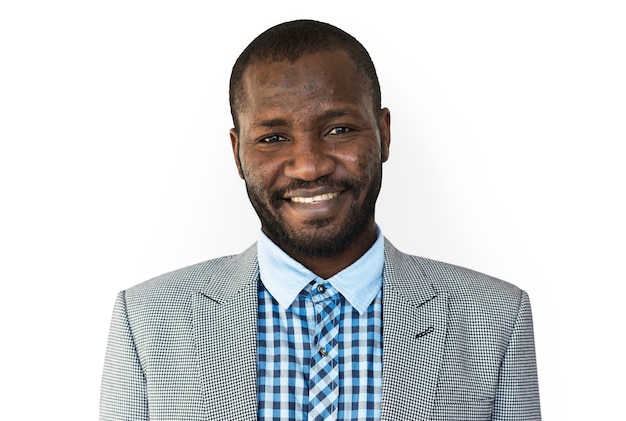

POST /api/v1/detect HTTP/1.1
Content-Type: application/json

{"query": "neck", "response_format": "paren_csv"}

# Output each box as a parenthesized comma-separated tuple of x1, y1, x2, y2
(287, 222, 378, 279)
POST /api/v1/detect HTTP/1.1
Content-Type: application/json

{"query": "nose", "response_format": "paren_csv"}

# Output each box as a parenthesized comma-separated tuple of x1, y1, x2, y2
(284, 137, 335, 181)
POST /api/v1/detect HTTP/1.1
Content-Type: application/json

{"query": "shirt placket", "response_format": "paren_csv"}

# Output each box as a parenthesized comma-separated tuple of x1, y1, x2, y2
(308, 281, 341, 421)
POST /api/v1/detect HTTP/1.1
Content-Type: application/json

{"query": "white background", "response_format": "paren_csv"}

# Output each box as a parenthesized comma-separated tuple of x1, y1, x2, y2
(1, 1, 624, 419)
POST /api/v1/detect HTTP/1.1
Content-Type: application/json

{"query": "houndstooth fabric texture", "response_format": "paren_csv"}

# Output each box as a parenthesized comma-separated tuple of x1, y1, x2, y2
(257, 281, 382, 420)
(100, 239, 541, 420)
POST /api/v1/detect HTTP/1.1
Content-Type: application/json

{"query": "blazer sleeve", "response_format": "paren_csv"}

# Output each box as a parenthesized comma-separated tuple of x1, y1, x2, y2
(100, 291, 149, 421)
(492, 290, 541, 420)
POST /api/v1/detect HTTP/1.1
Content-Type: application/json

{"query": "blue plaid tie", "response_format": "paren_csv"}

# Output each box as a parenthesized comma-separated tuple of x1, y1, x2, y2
(309, 283, 341, 420)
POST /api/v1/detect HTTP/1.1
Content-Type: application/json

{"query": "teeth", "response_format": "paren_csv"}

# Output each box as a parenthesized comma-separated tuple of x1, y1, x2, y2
(290, 192, 339, 203)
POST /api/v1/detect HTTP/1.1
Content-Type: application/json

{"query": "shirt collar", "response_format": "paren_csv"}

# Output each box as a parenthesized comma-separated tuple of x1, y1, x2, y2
(257, 227, 384, 315)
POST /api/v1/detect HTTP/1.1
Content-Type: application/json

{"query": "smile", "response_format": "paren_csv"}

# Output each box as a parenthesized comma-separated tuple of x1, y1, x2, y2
(290, 192, 340, 203)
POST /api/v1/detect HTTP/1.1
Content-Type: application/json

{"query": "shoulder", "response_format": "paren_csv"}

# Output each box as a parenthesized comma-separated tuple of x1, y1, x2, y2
(383, 239, 525, 313)
(122, 243, 258, 309)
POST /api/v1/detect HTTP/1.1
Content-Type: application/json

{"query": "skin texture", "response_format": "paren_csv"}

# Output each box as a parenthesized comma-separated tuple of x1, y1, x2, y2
(230, 50, 391, 279)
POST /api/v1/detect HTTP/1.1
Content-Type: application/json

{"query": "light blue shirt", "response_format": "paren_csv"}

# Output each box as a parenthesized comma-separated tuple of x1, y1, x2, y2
(256, 227, 385, 420)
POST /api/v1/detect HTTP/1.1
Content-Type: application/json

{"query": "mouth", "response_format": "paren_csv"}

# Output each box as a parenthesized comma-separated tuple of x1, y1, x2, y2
(289, 192, 340, 204)
(278, 186, 353, 223)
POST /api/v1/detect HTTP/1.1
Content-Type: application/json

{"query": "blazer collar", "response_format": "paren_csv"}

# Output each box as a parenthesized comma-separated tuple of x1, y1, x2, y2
(199, 243, 259, 303)
(382, 238, 439, 307)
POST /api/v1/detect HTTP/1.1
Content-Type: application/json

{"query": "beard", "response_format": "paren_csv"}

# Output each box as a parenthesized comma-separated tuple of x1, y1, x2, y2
(244, 170, 382, 258)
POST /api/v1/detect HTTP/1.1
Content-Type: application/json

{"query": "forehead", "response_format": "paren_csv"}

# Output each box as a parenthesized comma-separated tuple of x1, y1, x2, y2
(239, 50, 372, 117)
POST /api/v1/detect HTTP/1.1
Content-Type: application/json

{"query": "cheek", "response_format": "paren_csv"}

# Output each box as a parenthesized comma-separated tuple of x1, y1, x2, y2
(341, 143, 381, 180)
(241, 154, 277, 189)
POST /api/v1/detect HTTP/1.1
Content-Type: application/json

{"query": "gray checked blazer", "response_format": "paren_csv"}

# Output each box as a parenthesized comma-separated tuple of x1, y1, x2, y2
(100, 240, 540, 420)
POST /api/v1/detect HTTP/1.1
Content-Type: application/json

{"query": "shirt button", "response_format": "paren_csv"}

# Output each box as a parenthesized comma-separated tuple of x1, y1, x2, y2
(317, 284, 326, 294)
(319, 347, 328, 357)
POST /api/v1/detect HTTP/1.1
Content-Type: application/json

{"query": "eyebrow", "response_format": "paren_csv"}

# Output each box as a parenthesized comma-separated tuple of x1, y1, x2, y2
(251, 109, 356, 130)
(317, 109, 352, 122)
(251, 118, 290, 129)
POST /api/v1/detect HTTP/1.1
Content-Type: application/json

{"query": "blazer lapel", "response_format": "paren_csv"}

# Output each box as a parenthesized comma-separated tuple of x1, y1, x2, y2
(191, 245, 259, 420)
(381, 240, 449, 421)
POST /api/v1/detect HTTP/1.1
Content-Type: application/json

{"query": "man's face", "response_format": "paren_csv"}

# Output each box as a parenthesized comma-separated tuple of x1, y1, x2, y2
(230, 50, 390, 258)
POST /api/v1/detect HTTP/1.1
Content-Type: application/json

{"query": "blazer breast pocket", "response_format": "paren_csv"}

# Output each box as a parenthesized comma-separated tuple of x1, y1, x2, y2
(430, 399, 493, 421)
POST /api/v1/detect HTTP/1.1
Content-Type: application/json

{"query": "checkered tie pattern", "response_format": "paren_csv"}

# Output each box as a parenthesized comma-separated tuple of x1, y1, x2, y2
(308, 285, 341, 421)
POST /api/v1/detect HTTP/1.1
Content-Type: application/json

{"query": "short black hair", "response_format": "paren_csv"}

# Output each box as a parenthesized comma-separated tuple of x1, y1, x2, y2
(229, 19, 381, 132)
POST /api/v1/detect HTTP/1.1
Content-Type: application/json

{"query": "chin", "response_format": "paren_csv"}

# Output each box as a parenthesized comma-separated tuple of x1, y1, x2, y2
(264, 215, 372, 258)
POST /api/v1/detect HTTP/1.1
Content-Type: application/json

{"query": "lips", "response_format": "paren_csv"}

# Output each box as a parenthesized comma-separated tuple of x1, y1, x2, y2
(283, 185, 345, 204)
(290, 192, 339, 203)
(279, 186, 348, 222)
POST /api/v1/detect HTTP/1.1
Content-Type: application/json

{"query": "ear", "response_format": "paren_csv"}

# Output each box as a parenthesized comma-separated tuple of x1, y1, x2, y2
(379, 108, 391, 162)
(230, 128, 245, 179)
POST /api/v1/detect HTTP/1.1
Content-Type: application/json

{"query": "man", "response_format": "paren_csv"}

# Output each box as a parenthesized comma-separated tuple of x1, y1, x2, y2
(100, 20, 540, 420)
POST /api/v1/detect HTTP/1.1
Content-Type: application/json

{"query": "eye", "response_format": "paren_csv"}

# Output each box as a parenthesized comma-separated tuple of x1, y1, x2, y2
(327, 126, 351, 136)
(259, 134, 288, 143)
